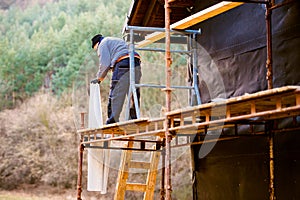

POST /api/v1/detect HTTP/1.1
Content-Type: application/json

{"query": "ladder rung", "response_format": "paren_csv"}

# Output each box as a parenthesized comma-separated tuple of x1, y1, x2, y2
(126, 183, 147, 192)
(130, 161, 151, 169)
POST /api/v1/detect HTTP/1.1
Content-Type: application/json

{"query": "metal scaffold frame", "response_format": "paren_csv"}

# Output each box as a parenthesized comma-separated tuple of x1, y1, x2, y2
(123, 25, 202, 120)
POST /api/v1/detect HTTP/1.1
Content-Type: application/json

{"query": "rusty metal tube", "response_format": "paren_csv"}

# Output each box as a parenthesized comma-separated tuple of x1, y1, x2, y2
(77, 113, 85, 200)
(265, 1, 275, 197)
(77, 140, 84, 200)
(267, 121, 275, 200)
(160, 146, 166, 200)
(165, 0, 172, 199)
(265, 1, 273, 89)
(165, 1, 172, 110)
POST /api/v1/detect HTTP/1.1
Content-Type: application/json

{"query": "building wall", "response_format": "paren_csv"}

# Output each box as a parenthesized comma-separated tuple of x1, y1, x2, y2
(190, 1, 300, 199)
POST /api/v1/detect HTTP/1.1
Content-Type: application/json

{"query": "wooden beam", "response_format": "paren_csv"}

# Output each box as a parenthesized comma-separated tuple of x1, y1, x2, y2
(142, 0, 157, 26)
(136, 1, 244, 48)
(135, 32, 164, 48)
(169, 0, 194, 7)
(125, 183, 147, 192)
(171, 1, 244, 29)
(128, 0, 143, 25)
(130, 161, 151, 169)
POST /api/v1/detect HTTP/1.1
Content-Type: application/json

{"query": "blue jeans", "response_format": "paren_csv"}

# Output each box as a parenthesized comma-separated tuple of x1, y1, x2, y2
(106, 58, 142, 124)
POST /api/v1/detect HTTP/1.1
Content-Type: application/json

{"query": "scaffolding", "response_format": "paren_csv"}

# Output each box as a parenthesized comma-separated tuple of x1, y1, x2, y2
(123, 25, 202, 120)
(77, 85, 300, 199)
(76, 0, 299, 200)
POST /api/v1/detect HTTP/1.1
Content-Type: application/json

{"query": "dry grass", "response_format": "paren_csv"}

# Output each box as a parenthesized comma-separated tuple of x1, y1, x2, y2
(0, 185, 75, 200)
(0, 92, 77, 190)
(0, 91, 193, 199)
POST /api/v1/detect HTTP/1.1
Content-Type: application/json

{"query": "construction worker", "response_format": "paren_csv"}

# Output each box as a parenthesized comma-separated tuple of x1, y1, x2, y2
(90, 34, 142, 124)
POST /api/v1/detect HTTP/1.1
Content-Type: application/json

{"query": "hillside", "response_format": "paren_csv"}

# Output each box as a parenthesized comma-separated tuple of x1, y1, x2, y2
(0, 0, 55, 10)
(0, 92, 77, 189)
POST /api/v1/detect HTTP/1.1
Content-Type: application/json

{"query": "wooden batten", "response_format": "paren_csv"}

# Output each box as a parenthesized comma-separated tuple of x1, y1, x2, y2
(171, 1, 244, 29)
(130, 161, 151, 169)
(126, 183, 147, 192)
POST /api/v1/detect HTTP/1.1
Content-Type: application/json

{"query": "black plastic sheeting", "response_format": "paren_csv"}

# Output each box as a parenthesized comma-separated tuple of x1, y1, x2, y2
(274, 130, 300, 200)
(192, 1, 300, 103)
(191, 136, 269, 200)
(191, 130, 300, 200)
(189, 1, 300, 199)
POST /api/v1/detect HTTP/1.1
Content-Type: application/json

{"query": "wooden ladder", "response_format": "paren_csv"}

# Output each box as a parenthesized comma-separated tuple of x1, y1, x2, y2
(114, 140, 161, 200)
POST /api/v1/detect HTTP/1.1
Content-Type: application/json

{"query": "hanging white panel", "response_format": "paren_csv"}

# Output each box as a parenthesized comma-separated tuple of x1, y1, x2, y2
(87, 83, 110, 194)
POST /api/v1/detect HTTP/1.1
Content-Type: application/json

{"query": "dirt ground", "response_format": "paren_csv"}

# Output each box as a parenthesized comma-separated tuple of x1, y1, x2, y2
(0, 185, 77, 200)
(0, 184, 124, 200)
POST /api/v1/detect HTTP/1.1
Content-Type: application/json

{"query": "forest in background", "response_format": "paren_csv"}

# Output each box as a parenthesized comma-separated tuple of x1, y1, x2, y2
(0, 0, 130, 110)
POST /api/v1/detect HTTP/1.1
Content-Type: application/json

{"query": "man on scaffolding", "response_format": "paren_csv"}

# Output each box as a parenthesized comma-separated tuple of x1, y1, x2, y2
(90, 34, 142, 124)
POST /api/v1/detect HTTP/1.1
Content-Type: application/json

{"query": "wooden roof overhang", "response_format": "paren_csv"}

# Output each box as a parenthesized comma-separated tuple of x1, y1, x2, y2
(126, 0, 195, 28)
(123, 1, 244, 47)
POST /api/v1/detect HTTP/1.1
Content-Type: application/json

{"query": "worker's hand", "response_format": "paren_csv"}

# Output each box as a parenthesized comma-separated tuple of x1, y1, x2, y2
(90, 78, 101, 84)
